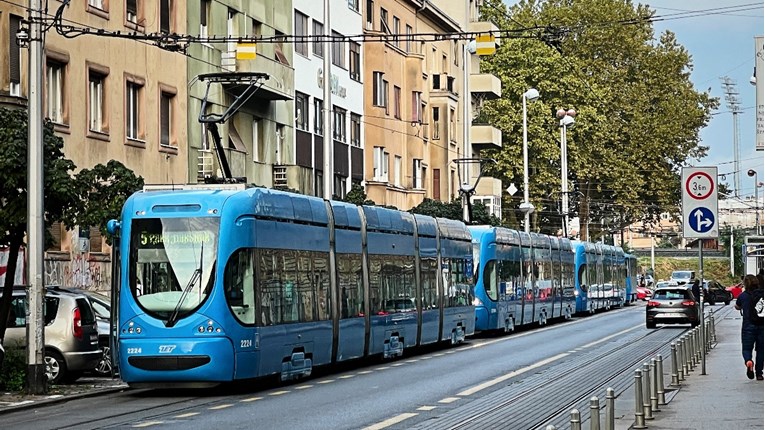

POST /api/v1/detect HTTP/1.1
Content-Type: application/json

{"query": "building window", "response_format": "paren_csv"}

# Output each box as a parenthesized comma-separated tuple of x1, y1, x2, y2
(394, 155, 401, 187)
(313, 20, 324, 57)
(88, 0, 106, 10)
(333, 106, 346, 142)
(350, 113, 361, 147)
(314, 98, 324, 135)
(126, 0, 139, 25)
(200, 0, 210, 38)
(405, 25, 412, 53)
(274, 30, 290, 66)
(160, 89, 175, 147)
(453, 41, 459, 66)
(251, 119, 260, 162)
(335, 175, 347, 199)
(432, 107, 440, 140)
(392, 16, 400, 48)
(373, 147, 388, 182)
(366, 0, 374, 29)
(331, 31, 345, 68)
(126, 78, 144, 141)
(349, 42, 361, 82)
(450, 107, 457, 142)
(160, 0, 171, 33)
(413, 159, 425, 189)
(294, 11, 309, 57)
(295, 92, 309, 131)
(372, 72, 387, 108)
(88, 69, 107, 134)
(348, 0, 359, 12)
(380, 8, 389, 34)
(9, 15, 21, 96)
(46, 60, 66, 124)
(411, 91, 422, 123)
(393, 86, 401, 119)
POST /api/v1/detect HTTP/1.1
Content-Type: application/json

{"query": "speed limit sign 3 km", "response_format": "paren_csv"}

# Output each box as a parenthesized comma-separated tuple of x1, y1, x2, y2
(682, 167, 718, 238)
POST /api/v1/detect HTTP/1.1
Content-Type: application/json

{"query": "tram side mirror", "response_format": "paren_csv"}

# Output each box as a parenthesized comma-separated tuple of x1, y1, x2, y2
(106, 219, 121, 236)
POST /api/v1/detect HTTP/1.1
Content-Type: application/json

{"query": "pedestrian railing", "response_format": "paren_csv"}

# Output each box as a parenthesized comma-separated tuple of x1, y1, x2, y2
(545, 309, 716, 430)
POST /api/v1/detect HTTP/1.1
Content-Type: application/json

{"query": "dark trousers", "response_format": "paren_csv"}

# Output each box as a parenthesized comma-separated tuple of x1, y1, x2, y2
(742, 323, 764, 375)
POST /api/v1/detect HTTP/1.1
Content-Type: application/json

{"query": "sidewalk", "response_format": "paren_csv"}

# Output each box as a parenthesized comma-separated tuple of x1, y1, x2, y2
(0, 375, 126, 413)
(616, 306, 764, 430)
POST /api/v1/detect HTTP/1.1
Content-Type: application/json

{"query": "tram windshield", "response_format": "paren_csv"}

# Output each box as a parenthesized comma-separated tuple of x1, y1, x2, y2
(130, 217, 219, 325)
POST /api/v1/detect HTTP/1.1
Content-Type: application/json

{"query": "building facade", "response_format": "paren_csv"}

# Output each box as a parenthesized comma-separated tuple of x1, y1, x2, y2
(293, 0, 364, 199)
(186, 0, 297, 192)
(1, 1, 188, 291)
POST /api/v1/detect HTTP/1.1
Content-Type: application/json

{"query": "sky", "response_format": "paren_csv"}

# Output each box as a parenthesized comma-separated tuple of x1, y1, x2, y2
(504, 0, 764, 201)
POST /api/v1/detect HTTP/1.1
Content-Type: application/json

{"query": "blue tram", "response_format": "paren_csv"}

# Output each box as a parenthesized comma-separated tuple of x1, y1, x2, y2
(624, 253, 638, 303)
(469, 226, 576, 332)
(573, 241, 626, 313)
(108, 185, 474, 387)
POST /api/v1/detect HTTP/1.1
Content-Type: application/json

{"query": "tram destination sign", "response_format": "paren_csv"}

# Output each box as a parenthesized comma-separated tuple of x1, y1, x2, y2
(681, 166, 719, 239)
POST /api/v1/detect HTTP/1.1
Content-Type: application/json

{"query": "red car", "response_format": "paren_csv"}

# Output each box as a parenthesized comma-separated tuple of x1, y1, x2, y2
(727, 283, 743, 299)
(636, 286, 653, 301)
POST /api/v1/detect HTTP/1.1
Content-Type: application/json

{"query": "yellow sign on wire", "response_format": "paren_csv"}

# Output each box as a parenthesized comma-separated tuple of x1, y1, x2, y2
(236, 43, 257, 60)
(475, 34, 496, 56)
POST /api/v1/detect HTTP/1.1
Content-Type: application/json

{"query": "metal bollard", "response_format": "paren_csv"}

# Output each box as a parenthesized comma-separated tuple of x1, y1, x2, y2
(685, 334, 693, 371)
(571, 408, 582, 430)
(710, 312, 717, 343)
(590, 396, 601, 430)
(679, 337, 687, 380)
(545, 426, 556, 430)
(642, 362, 653, 420)
(670, 343, 680, 386)
(657, 354, 666, 405)
(650, 358, 659, 412)
(605, 387, 615, 430)
(634, 369, 647, 429)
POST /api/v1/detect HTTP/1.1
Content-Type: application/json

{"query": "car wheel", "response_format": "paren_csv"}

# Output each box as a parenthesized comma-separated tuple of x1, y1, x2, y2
(646, 321, 656, 329)
(45, 350, 68, 385)
(691, 320, 700, 328)
(93, 344, 112, 376)
(724, 299, 731, 305)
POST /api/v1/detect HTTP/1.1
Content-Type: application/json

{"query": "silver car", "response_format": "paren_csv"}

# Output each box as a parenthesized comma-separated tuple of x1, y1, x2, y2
(645, 286, 700, 329)
(3, 286, 101, 384)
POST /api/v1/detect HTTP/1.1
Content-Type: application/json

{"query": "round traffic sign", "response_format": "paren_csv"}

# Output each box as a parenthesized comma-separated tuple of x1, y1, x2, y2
(685, 172, 715, 200)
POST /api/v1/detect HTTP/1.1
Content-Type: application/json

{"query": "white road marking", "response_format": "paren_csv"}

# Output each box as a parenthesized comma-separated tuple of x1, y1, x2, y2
(458, 353, 569, 396)
(375, 367, 390, 370)
(269, 390, 291, 395)
(209, 404, 233, 410)
(318, 380, 334, 384)
(174, 412, 199, 418)
(358, 370, 373, 375)
(241, 396, 263, 402)
(133, 422, 163, 428)
(339, 374, 355, 379)
(438, 397, 460, 404)
(295, 385, 313, 390)
(362, 413, 419, 430)
(417, 405, 437, 411)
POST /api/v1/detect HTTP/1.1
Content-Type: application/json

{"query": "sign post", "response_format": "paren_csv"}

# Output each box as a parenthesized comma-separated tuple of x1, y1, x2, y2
(682, 166, 718, 376)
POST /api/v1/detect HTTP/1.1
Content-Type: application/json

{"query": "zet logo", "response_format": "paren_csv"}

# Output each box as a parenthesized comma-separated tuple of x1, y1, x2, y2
(158, 345, 177, 353)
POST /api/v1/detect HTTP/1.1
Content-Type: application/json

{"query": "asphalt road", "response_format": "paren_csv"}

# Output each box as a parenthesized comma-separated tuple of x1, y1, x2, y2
(0, 302, 702, 430)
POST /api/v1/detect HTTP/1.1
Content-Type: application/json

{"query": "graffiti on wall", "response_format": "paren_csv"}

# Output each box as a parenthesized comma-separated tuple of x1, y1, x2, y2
(44, 253, 111, 292)
(0, 246, 26, 286)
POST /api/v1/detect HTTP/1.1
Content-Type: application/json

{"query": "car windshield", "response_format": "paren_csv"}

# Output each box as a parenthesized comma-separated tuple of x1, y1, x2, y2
(130, 217, 219, 324)
(671, 271, 692, 280)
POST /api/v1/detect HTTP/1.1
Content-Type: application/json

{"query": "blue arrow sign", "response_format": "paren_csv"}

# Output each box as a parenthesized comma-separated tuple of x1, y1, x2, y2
(688, 207, 715, 233)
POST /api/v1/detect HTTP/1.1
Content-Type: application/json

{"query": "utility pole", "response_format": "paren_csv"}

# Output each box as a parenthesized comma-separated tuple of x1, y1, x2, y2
(322, 0, 333, 200)
(27, 0, 47, 394)
(721, 77, 743, 197)
(461, 41, 471, 223)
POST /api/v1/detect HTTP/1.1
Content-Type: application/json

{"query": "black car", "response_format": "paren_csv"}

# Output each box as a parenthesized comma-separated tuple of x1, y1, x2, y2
(646, 286, 700, 328)
(703, 281, 733, 305)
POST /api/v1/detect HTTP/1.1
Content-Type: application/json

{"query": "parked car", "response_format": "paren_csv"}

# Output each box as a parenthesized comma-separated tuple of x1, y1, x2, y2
(669, 270, 696, 285)
(3, 286, 101, 384)
(727, 282, 744, 299)
(646, 286, 700, 328)
(52, 287, 113, 376)
(702, 280, 733, 305)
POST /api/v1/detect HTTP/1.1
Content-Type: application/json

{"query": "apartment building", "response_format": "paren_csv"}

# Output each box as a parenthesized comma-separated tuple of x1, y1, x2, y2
(187, 1, 297, 191)
(1, 1, 188, 290)
(293, 0, 364, 199)
(362, 0, 501, 211)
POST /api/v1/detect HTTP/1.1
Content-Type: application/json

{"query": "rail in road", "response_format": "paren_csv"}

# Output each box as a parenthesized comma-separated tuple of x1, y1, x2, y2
(404, 306, 725, 430)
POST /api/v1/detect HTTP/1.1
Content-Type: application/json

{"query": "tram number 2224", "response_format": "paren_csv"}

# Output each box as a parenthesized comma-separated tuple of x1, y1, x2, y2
(241, 339, 252, 348)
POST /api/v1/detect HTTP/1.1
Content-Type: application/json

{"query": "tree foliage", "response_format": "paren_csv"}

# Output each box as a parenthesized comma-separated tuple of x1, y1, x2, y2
(0, 108, 143, 343)
(342, 183, 376, 206)
(410, 198, 501, 226)
(478, 0, 717, 240)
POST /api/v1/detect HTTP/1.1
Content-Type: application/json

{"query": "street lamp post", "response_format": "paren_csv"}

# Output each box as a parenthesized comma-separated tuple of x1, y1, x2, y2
(520, 88, 539, 233)
(748, 169, 762, 235)
(557, 108, 576, 237)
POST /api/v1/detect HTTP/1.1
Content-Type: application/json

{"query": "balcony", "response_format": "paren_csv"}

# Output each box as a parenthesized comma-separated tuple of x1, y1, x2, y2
(470, 124, 502, 150)
(224, 49, 294, 101)
(469, 73, 501, 100)
(468, 21, 501, 46)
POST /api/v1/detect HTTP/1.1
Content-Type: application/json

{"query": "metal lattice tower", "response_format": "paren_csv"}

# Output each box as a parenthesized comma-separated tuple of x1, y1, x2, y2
(720, 76, 744, 197)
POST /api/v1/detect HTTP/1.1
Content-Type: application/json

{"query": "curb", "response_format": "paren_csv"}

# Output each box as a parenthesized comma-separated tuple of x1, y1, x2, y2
(0, 384, 129, 415)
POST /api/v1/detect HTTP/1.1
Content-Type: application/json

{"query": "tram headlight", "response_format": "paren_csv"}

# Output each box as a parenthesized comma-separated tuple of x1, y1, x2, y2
(574, 290, 579, 296)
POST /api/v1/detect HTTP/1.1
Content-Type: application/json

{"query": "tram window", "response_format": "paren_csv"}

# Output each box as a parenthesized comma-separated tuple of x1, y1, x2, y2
(483, 260, 498, 301)
(224, 248, 256, 325)
(295, 251, 315, 322)
(444, 258, 473, 308)
(338, 254, 363, 318)
(370, 255, 415, 314)
(313, 253, 330, 321)
(421, 258, 438, 309)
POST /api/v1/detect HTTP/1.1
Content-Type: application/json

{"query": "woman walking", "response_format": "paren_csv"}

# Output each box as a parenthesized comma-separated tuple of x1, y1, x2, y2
(734, 274, 764, 380)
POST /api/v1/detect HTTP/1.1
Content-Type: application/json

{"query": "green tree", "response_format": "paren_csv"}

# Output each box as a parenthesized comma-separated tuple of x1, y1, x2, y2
(410, 198, 501, 226)
(479, 0, 717, 239)
(719, 226, 747, 277)
(341, 183, 376, 206)
(0, 108, 78, 342)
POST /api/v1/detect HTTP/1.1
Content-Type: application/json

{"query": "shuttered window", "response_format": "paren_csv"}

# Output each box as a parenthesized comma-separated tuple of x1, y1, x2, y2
(9, 15, 21, 85)
(49, 222, 63, 251)
(160, 91, 173, 146)
(160, 0, 170, 33)
(89, 226, 103, 253)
